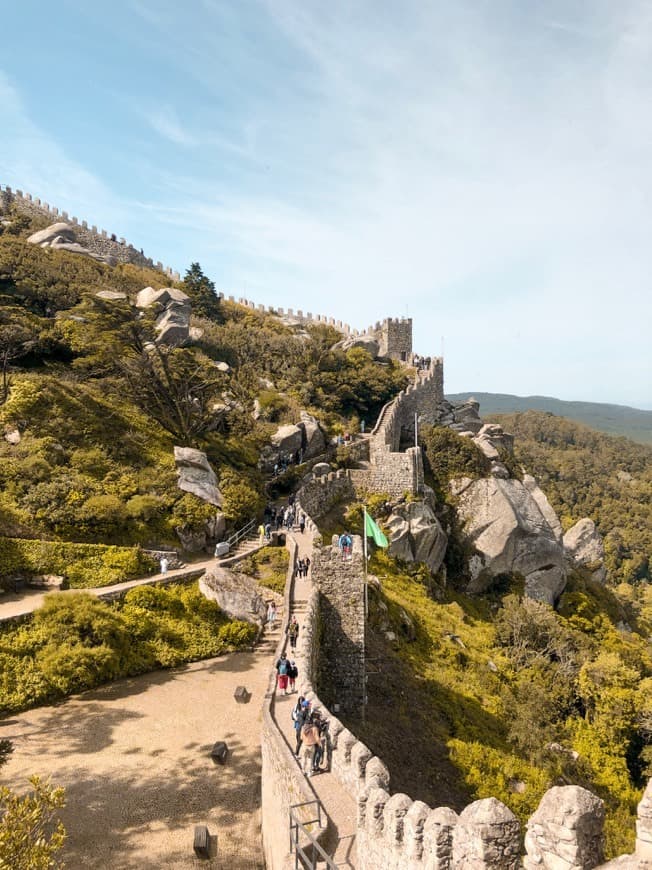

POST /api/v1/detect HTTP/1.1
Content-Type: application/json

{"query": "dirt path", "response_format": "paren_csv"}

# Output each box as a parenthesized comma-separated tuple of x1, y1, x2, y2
(0, 625, 282, 869)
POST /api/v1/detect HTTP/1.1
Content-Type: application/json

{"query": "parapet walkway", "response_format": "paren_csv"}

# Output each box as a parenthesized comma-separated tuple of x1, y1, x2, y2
(274, 530, 358, 869)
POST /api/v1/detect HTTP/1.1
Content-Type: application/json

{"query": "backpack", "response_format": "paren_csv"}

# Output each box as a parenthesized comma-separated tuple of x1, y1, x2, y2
(278, 659, 288, 676)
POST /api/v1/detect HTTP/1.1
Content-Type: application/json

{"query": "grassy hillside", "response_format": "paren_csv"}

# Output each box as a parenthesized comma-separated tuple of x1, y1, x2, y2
(446, 392, 652, 445)
(358, 554, 652, 859)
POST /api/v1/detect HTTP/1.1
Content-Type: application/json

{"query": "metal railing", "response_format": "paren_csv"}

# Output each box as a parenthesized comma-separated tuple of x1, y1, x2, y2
(225, 517, 257, 550)
(289, 800, 338, 870)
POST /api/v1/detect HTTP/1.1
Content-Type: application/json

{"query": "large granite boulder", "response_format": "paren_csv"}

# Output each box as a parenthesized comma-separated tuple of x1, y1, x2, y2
(28, 222, 76, 245)
(174, 446, 222, 506)
(95, 290, 127, 301)
(27, 222, 113, 264)
(135, 286, 190, 309)
(175, 511, 225, 553)
(455, 477, 566, 604)
(155, 299, 191, 345)
(563, 518, 607, 583)
(135, 286, 191, 345)
(387, 501, 447, 573)
(271, 423, 303, 455)
(452, 399, 483, 434)
(523, 474, 563, 544)
(333, 334, 380, 357)
(200, 566, 266, 625)
(299, 411, 326, 459)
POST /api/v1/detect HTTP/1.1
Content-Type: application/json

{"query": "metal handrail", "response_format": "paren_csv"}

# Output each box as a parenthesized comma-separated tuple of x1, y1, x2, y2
(225, 517, 257, 548)
(289, 800, 338, 870)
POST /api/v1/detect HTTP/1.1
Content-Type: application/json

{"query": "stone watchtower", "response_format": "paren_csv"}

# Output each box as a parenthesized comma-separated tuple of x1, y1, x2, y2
(373, 317, 412, 362)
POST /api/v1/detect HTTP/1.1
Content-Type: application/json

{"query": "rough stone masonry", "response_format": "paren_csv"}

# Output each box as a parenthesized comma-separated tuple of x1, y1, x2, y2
(312, 535, 366, 715)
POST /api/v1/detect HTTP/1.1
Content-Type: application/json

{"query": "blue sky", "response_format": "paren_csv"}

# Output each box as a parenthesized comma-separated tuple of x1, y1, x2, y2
(1, 0, 651, 408)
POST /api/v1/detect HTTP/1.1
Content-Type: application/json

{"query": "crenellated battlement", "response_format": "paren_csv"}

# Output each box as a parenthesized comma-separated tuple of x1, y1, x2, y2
(0, 184, 181, 280)
(261, 472, 652, 870)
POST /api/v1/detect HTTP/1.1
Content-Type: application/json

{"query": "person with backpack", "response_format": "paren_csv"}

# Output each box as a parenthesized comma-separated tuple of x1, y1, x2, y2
(276, 652, 290, 694)
(288, 660, 298, 693)
(292, 698, 310, 755)
(312, 714, 330, 773)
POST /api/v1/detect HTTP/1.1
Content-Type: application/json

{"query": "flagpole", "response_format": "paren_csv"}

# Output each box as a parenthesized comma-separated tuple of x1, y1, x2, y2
(363, 507, 368, 619)
(362, 507, 368, 722)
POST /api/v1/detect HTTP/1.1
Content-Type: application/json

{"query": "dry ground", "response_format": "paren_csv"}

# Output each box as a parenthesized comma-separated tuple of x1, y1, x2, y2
(1, 649, 273, 869)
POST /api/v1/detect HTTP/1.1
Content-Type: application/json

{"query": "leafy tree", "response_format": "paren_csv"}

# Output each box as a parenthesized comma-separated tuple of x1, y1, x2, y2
(0, 738, 65, 870)
(0, 309, 37, 404)
(182, 262, 221, 321)
(0, 777, 66, 870)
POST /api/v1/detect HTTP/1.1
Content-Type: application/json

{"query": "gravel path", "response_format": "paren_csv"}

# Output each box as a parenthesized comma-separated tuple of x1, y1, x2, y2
(0, 637, 278, 869)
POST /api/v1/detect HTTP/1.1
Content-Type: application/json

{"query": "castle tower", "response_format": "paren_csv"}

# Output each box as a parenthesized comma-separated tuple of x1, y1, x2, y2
(377, 317, 412, 361)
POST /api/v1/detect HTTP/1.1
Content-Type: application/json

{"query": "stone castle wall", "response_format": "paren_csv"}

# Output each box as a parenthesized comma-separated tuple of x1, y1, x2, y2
(260, 537, 330, 870)
(229, 296, 414, 359)
(286, 453, 652, 870)
(345, 357, 443, 498)
(0, 184, 180, 280)
(295, 469, 355, 523)
(312, 538, 365, 715)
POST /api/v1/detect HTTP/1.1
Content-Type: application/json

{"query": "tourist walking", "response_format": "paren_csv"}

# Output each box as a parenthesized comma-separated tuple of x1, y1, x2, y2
(266, 601, 277, 627)
(304, 556, 310, 577)
(258, 523, 266, 544)
(300, 717, 321, 776)
(292, 697, 310, 755)
(276, 652, 290, 695)
(288, 660, 298, 693)
(299, 514, 306, 534)
(159, 556, 169, 574)
(287, 615, 299, 650)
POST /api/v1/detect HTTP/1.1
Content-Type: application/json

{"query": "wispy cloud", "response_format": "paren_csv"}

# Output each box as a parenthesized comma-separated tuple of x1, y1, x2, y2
(2, 1, 652, 405)
(145, 105, 197, 146)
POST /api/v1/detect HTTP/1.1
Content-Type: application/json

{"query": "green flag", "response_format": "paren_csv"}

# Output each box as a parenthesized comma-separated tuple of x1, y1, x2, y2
(364, 511, 388, 548)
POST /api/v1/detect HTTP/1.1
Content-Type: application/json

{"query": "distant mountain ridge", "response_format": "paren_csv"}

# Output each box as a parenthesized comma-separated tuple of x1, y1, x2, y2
(445, 392, 652, 445)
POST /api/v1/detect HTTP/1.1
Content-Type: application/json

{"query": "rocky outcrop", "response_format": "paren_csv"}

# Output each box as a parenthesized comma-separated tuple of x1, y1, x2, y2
(173, 446, 222, 506)
(27, 222, 116, 265)
(95, 290, 127, 301)
(524, 785, 604, 870)
(387, 501, 447, 573)
(271, 423, 303, 455)
(265, 412, 327, 467)
(299, 411, 326, 459)
(333, 334, 380, 357)
(563, 518, 607, 583)
(135, 286, 191, 345)
(523, 474, 563, 544)
(455, 477, 566, 604)
(200, 565, 266, 625)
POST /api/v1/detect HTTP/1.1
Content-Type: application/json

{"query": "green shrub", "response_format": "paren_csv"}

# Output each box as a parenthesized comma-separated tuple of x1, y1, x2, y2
(420, 425, 490, 498)
(0, 537, 157, 588)
(218, 620, 257, 648)
(0, 582, 256, 714)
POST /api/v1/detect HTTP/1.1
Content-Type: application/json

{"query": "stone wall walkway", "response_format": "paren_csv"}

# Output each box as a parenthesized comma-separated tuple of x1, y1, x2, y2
(273, 529, 358, 869)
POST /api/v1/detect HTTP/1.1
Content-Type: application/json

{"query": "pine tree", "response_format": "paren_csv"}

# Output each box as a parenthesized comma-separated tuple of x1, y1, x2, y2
(182, 262, 221, 321)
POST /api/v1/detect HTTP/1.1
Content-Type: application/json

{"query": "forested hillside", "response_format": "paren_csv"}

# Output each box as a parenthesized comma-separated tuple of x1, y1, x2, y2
(0, 222, 406, 564)
(491, 411, 652, 585)
(447, 392, 652, 445)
